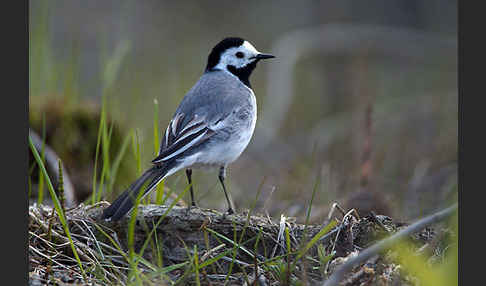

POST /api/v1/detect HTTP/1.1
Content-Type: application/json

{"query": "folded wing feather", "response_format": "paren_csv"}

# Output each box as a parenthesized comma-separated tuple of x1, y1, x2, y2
(152, 113, 216, 164)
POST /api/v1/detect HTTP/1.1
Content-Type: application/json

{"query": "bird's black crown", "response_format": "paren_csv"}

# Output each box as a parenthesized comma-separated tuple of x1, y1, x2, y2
(205, 37, 245, 71)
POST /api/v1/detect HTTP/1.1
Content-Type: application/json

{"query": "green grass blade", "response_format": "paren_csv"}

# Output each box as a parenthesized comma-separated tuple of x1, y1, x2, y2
(132, 129, 142, 177)
(205, 228, 257, 260)
(193, 245, 201, 286)
(285, 227, 291, 255)
(155, 180, 165, 205)
(91, 223, 128, 261)
(153, 221, 163, 268)
(57, 159, 65, 211)
(198, 247, 234, 269)
(254, 226, 263, 256)
(91, 106, 105, 204)
(153, 99, 166, 205)
(160, 261, 188, 274)
(304, 172, 320, 228)
(291, 220, 338, 270)
(37, 113, 46, 204)
(106, 133, 132, 198)
(93, 97, 115, 203)
(96, 117, 114, 202)
(29, 135, 87, 280)
(127, 181, 146, 282)
(285, 226, 292, 284)
(134, 185, 190, 267)
(202, 228, 217, 274)
(153, 98, 160, 154)
(102, 40, 131, 92)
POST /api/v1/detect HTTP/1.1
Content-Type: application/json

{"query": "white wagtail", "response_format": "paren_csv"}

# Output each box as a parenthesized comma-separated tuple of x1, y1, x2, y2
(101, 37, 275, 221)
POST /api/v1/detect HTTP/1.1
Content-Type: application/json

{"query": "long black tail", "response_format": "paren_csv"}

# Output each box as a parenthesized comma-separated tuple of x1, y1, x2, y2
(101, 162, 175, 221)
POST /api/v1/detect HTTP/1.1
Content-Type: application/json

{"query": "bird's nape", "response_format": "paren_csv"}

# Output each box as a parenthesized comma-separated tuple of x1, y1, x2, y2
(206, 37, 246, 71)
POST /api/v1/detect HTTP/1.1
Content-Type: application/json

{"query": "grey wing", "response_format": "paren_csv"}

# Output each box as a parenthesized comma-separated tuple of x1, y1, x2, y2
(151, 113, 216, 163)
(152, 72, 251, 164)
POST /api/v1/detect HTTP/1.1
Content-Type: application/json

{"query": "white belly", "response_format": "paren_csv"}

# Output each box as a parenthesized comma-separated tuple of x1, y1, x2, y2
(180, 92, 257, 169)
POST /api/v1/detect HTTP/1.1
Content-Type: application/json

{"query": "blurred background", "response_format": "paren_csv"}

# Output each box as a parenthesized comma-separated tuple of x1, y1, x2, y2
(29, 0, 457, 223)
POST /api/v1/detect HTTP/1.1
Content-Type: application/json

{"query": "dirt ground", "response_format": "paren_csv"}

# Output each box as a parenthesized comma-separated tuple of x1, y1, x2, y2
(28, 202, 451, 286)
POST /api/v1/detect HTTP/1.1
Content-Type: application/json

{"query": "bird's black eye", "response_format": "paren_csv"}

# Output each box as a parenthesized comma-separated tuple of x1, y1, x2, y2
(235, 52, 244, 58)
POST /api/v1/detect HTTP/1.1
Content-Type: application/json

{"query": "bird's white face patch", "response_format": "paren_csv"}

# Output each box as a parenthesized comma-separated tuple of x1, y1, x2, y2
(214, 41, 260, 71)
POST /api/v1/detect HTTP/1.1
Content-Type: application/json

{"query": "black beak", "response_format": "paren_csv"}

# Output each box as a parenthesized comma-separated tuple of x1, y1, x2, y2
(252, 53, 275, 60)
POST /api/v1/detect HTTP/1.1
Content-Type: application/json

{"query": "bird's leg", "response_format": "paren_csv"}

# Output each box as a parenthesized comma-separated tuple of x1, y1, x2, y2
(186, 169, 197, 208)
(218, 166, 234, 214)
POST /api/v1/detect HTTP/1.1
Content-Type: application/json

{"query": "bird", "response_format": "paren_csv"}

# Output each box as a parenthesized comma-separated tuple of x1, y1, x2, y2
(101, 37, 275, 221)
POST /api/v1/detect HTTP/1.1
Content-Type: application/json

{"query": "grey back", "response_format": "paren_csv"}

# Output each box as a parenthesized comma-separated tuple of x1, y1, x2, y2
(174, 70, 254, 126)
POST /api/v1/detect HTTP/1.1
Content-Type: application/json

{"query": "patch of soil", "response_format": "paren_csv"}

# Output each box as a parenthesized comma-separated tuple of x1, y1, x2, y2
(28, 203, 449, 285)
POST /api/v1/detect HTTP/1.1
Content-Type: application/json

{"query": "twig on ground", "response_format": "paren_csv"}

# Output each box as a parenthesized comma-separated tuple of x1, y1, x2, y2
(324, 209, 359, 274)
(271, 214, 287, 258)
(322, 203, 457, 286)
(326, 202, 347, 222)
